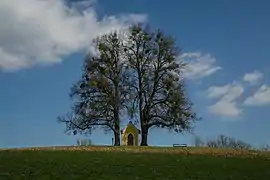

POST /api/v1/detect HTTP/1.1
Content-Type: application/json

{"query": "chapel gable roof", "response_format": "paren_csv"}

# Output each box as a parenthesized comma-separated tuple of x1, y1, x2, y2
(121, 121, 141, 134)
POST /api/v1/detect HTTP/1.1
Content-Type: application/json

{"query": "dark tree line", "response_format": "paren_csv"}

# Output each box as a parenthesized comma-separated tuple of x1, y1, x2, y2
(193, 134, 253, 150)
(58, 24, 199, 146)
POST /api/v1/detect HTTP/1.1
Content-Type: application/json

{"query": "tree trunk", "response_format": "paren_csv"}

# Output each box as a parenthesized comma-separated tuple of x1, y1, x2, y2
(140, 125, 148, 146)
(113, 109, 121, 146)
(114, 132, 120, 146)
(113, 72, 121, 146)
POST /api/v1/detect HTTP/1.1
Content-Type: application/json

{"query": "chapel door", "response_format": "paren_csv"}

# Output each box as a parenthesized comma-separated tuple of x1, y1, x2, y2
(127, 133, 134, 146)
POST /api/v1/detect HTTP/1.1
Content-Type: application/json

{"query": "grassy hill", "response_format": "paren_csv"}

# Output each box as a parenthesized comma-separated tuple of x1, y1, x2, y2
(0, 146, 269, 179)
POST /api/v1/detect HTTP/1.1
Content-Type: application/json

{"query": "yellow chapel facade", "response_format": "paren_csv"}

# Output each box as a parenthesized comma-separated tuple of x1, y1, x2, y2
(121, 121, 140, 146)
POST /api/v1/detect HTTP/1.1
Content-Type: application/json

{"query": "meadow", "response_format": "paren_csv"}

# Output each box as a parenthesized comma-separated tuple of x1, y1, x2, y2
(0, 146, 269, 179)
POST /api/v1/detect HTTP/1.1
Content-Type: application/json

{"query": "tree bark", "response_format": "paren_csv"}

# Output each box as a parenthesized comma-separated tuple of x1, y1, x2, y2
(114, 131, 120, 146)
(113, 110, 121, 146)
(113, 69, 121, 146)
(140, 124, 149, 146)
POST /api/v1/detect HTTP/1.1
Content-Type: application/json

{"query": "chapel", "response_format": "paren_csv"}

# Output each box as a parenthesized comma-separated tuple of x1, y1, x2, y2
(121, 121, 141, 146)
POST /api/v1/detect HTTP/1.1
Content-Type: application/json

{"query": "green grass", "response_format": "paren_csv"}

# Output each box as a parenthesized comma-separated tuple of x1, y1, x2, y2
(0, 146, 269, 179)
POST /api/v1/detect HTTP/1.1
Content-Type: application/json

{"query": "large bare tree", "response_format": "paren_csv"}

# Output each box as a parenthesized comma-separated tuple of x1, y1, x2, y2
(58, 32, 132, 146)
(123, 25, 199, 146)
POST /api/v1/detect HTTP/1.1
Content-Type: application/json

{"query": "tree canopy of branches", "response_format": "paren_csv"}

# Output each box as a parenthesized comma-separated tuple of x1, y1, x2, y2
(123, 25, 199, 146)
(193, 134, 253, 150)
(58, 32, 131, 146)
(59, 24, 199, 146)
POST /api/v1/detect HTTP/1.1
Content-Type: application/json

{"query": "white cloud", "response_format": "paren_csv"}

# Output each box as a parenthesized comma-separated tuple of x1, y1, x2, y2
(207, 84, 231, 99)
(181, 52, 222, 80)
(208, 101, 242, 118)
(244, 84, 270, 106)
(243, 70, 263, 84)
(0, 0, 146, 71)
(207, 82, 244, 117)
(207, 82, 243, 101)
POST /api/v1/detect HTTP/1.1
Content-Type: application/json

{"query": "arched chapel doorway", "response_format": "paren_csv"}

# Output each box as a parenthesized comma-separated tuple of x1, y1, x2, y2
(127, 133, 134, 146)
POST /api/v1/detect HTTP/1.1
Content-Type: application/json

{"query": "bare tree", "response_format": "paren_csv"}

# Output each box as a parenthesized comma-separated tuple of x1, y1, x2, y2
(77, 139, 92, 146)
(58, 32, 133, 146)
(123, 24, 199, 146)
(193, 135, 204, 147)
(205, 135, 253, 150)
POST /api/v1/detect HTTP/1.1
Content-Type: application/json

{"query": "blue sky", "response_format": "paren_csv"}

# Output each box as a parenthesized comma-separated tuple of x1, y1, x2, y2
(0, 0, 269, 148)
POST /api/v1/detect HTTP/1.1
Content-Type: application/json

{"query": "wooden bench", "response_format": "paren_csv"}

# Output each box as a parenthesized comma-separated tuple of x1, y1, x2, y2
(173, 144, 187, 147)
